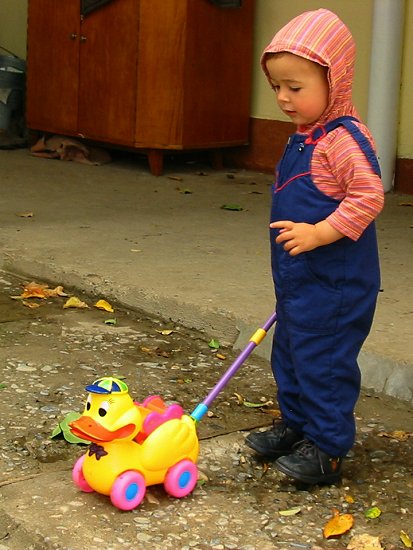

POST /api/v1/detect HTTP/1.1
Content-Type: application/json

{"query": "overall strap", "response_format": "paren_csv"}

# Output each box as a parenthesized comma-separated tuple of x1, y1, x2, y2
(306, 116, 381, 177)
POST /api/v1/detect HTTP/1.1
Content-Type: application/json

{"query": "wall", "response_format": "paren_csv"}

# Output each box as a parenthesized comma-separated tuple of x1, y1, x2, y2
(0, 0, 28, 59)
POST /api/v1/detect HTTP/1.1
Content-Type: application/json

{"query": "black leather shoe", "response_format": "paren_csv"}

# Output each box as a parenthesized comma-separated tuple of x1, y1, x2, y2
(245, 422, 303, 460)
(275, 440, 343, 484)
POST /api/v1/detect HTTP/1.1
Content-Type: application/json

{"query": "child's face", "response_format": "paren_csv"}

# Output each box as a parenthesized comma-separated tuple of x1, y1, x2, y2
(265, 53, 329, 126)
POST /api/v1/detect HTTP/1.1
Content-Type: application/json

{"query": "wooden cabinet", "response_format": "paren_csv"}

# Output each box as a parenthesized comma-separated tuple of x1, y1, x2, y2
(26, 0, 255, 175)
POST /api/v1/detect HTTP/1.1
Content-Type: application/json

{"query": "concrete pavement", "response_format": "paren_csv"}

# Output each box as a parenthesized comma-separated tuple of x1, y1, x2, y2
(1, 148, 412, 402)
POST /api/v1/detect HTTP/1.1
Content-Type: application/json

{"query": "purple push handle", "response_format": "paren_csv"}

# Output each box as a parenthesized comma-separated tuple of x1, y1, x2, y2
(190, 312, 277, 422)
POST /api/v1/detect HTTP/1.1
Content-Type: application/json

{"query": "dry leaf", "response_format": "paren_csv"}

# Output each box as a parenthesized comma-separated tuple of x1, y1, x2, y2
(323, 508, 354, 538)
(63, 297, 89, 309)
(401, 530, 413, 548)
(11, 282, 67, 299)
(22, 300, 41, 309)
(263, 408, 282, 417)
(16, 211, 34, 217)
(94, 299, 114, 312)
(18, 281, 49, 299)
(156, 329, 174, 335)
(145, 491, 160, 505)
(233, 392, 245, 405)
(347, 533, 383, 549)
(344, 495, 355, 504)
(197, 469, 209, 482)
(377, 430, 413, 441)
(46, 285, 68, 297)
(243, 400, 273, 408)
(279, 506, 302, 516)
(216, 353, 226, 360)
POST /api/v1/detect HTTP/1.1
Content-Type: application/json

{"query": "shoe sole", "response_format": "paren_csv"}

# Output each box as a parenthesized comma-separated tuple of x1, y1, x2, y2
(275, 460, 341, 485)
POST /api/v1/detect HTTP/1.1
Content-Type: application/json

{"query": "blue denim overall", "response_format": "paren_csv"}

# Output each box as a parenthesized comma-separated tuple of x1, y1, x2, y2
(270, 116, 381, 457)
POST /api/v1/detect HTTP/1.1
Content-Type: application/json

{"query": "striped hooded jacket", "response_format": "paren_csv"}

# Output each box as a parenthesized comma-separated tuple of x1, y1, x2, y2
(261, 9, 384, 240)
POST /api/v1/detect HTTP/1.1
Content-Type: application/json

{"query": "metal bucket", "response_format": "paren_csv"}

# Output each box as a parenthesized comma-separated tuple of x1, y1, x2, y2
(0, 55, 26, 131)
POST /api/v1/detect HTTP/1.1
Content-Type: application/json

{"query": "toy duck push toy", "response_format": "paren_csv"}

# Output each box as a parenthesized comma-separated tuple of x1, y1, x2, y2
(69, 312, 277, 511)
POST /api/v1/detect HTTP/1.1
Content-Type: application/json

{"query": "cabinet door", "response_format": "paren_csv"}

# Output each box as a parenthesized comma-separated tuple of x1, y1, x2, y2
(26, 0, 80, 134)
(77, 0, 139, 145)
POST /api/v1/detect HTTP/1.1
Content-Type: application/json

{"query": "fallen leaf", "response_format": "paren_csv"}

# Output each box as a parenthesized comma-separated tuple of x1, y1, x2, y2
(220, 204, 244, 211)
(401, 530, 413, 548)
(11, 282, 67, 299)
(156, 329, 174, 335)
(377, 430, 413, 441)
(365, 506, 382, 519)
(323, 508, 354, 539)
(216, 353, 226, 360)
(398, 202, 413, 207)
(14, 281, 49, 299)
(104, 318, 117, 326)
(279, 506, 302, 517)
(46, 285, 68, 297)
(94, 299, 114, 312)
(233, 392, 245, 405)
(51, 412, 89, 444)
(16, 211, 34, 217)
(22, 300, 42, 309)
(263, 408, 282, 417)
(208, 339, 220, 349)
(63, 296, 89, 309)
(197, 469, 209, 482)
(243, 400, 273, 408)
(145, 491, 160, 505)
(347, 533, 383, 549)
(344, 495, 355, 504)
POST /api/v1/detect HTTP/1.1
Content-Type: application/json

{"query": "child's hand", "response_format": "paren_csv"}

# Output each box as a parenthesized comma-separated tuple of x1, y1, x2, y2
(270, 220, 344, 255)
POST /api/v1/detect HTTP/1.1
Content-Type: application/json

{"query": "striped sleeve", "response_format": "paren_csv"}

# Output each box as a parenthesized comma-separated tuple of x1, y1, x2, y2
(311, 124, 384, 241)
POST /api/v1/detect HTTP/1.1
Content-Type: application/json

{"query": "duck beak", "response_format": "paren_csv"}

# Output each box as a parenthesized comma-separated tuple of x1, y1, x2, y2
(70, 416, 136, 443)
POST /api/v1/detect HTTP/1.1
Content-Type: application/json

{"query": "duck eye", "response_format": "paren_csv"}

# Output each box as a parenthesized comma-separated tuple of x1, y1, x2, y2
(86, 395, 92, 411)
(98, 401, 109, 417)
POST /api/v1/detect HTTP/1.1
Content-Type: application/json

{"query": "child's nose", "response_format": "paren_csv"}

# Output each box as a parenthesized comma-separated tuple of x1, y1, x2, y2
(277, 88, 289, 103)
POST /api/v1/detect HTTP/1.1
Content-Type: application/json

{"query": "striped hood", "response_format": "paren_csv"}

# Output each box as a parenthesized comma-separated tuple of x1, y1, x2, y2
(261, 9, 359, 132)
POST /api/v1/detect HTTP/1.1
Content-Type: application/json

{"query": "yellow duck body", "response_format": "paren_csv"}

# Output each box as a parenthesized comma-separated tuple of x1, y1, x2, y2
(80, 415, 199, 495)
(69, 377, 199, 506)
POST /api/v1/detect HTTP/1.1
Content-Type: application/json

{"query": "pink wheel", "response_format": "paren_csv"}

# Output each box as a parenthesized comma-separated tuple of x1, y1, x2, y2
(164, 459, 198, 498)
(110, 470, 146, 511)
(72, 455, 94, 493)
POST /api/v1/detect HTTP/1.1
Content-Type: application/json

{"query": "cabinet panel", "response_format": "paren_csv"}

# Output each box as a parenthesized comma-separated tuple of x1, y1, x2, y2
(135, 0, 254, 150)
(26, 0, 80, 134)
(135, 0, 187, 148)
(182, 0, 254, 147)
(78, 0, 139, 144)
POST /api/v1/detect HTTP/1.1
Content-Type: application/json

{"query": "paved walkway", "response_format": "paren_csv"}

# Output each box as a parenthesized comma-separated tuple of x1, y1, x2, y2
(1, 148, 412, 402)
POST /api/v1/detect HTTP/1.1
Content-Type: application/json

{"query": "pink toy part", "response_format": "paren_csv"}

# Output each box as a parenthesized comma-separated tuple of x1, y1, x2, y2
(72, 455, 94, 493)
(164, 459, 198, 498)
(110, 470, 146, 511)
(136, 395, 184, 436)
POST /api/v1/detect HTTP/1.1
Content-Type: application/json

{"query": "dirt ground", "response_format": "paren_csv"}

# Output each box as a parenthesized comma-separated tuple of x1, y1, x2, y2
(1, 270, 413, 550)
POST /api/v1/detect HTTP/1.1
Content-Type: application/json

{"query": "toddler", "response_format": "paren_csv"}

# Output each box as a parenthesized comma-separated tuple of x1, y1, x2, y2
(246, 9, 384, 485)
